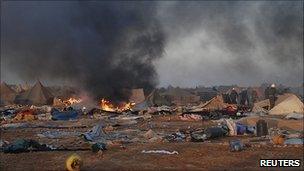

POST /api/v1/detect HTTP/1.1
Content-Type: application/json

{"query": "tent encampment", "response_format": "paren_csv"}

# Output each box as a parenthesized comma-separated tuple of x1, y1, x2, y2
(14, 81, 54, 105)
(0, 82, 17, 105)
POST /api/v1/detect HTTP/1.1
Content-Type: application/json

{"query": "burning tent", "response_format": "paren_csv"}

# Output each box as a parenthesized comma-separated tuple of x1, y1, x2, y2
(14, 81, 54, 106)
(0, 82, 17, 105)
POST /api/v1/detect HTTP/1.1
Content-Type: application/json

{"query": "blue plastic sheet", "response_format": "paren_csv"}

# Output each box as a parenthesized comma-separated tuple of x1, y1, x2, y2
(284, 138, 304, 145)
(236, 123, 247, 135)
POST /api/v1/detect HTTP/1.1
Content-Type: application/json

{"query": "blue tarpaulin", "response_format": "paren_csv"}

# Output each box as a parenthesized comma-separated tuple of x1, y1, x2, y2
(51, 108, 78, 121)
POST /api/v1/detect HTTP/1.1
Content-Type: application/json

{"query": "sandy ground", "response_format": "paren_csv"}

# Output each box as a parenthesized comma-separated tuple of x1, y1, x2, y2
(1, 115, 303, 171)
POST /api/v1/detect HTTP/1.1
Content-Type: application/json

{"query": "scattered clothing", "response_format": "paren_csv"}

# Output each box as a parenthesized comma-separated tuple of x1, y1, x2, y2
(3, 139, 53, 153)
(83, 122, 108, 144)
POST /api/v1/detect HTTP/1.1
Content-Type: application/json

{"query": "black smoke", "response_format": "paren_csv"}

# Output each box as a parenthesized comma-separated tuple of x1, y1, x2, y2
(1, 1, 165, 102)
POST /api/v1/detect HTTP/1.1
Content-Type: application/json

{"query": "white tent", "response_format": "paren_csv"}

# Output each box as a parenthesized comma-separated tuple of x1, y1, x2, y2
(269, 94, 304, 115)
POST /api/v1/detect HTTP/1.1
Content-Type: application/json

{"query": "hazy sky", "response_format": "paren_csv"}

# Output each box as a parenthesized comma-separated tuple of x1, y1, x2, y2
(1, 1, 303, 88)
(155, 1, 303, 87)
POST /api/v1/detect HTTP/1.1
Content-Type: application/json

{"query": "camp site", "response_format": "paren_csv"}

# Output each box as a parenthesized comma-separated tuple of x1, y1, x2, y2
(1, 1, 303, 171)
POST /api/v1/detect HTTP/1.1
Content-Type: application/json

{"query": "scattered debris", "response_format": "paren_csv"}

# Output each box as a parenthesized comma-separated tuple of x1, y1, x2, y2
(148, 106, 173, 115)
(37, 130, 81, 139)
(91, 142, 107, 152)
(165, 131, 186, 142)
(1, 89, 303, 170)
(229, 140, 244, 152)
(179, 114, 202, 121)
(13, 109, 37, 122)
(190, 130, 207, 142)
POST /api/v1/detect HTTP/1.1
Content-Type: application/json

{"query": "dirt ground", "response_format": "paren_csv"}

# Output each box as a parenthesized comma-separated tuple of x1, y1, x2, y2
(1, 115, 303, 171)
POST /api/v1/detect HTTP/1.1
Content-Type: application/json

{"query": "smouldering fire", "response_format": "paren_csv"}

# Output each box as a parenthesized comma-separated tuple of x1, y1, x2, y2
(100, 98, 135, 112)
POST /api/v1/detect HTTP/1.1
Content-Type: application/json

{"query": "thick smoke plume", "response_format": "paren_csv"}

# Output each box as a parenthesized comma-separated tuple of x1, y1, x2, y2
(1, 2, 165, 101)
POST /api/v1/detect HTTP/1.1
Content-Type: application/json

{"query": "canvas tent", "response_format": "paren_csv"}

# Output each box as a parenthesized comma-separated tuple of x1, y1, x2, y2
(146, 90, 172, 106)
(14, 81, 54, 105)
(254, 93, 299, 110)
(268, 94, 304, 115)
(0, 82, 17, 105)
(163, 87, 200, 105)
(194, 87, 218, 102)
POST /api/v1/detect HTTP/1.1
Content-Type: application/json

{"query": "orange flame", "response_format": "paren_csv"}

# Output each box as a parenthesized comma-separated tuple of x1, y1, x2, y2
(100, 98, 135, 112)
(64, 97, 82, 105)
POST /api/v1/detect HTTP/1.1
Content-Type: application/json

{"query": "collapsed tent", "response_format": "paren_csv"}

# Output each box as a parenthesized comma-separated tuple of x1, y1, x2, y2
(0, 82, 17, 105)
(14, 81, 54, 106)
(197, 95, 229, 111)
(186, 94, 237, 114)
(268, 94, 304, 116)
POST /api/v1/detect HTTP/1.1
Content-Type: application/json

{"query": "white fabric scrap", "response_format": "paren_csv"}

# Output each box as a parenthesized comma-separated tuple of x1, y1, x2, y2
(141, 150, 179, 155)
